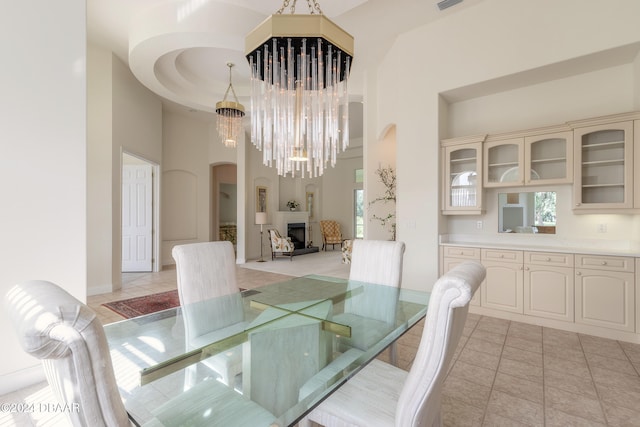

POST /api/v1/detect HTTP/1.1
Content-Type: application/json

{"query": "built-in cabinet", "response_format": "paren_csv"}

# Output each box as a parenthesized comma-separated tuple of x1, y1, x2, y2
(525, 131, 573, 185)
(441, 111, 640, 215)
(441, 244, 640, 342)
(483, 129, 573, 188)
(480, 249, 523, 314)
(574, 254, 635, 332)
(572, 119, 634, 211)
(441, 136, 485, 215)
(524, 251, 574, 322)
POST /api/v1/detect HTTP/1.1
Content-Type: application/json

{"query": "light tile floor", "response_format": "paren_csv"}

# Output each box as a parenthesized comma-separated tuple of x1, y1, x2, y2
(3, 256, 640, 426)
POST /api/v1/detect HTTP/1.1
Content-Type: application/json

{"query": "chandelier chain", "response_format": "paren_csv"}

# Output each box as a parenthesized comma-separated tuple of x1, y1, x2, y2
(306, 0, 323, 14)
(276, 0, 294, 14)
(276, 0, 322, 15)
(222, 63, 240, 104)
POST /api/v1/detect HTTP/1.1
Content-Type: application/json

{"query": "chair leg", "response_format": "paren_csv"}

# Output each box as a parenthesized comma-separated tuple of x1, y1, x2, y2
(390, 342, 398, 366)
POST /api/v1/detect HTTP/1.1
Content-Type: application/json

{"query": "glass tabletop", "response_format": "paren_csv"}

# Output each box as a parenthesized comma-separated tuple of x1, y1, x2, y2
(104, 275, 430, 427)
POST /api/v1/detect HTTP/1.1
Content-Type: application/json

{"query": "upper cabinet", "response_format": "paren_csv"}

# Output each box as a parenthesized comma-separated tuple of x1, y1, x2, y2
(525, 131, 573, 185)
(484, 138, 523, 187)
(571, 114, 637, 212)
(484, 129, 573, 188)
(441, 135, 485, 215)
(441, 111, 640, 216)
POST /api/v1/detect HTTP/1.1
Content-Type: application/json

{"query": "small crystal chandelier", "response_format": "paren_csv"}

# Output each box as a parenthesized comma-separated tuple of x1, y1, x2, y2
(215, 62, 245, 148)
(245, 0, 353, 177)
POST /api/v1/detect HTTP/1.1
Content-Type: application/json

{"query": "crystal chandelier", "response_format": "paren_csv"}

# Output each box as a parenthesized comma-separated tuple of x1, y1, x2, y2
(215, 63, 245, 148)
(245, 0, 353, 177)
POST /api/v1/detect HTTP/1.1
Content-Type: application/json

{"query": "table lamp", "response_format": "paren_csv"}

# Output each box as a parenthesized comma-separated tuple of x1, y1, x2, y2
(255, 212, 268, 262)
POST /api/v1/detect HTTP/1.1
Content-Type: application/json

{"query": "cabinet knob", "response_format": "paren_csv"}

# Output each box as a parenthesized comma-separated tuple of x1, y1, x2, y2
(546, 257, 551, 262)
(524, 267, 529, 271)
(602, 261, 607, 265)
(576, 203, 581, 206)
(500, 254, 504, 258)
(576, 271, 582, 276)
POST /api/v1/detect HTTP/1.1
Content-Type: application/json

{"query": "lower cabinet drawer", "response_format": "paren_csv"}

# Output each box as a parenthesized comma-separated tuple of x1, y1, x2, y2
(442, 246, 480, 260)
(526, 251, 574, 268)
(575, 254, 634, 273)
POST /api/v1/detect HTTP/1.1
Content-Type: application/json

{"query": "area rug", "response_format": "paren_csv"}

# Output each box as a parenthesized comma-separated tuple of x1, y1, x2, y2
(102, 288, 252, 319)
(103, 290, 180, 319)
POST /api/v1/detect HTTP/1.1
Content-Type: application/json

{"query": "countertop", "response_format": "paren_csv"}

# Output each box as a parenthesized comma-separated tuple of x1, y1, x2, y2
(440, 235, 640, 257)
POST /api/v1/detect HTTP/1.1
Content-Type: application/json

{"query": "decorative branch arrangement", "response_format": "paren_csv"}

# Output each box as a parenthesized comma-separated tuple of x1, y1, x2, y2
(369, 165, 396, 240)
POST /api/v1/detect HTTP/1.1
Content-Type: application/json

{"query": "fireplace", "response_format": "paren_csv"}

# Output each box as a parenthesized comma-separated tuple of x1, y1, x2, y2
(287, 222, 306, 250)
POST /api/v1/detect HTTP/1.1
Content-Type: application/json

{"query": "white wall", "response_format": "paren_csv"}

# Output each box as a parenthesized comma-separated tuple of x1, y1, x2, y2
(447, 64, 636, 137)
(162, 112, 213, 264)
(375, 0, 640, 291)
(87, 46, 114, 295)
(365, 129, 397, 241)
(86, 51, 162, 295)
(319, 152, 364, 241)
(0, 0, 86, 394)
(111, 56, 163, 287)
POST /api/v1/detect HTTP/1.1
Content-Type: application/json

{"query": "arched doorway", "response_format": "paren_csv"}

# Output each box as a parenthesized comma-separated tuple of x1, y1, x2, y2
(211, 163, 238, 250)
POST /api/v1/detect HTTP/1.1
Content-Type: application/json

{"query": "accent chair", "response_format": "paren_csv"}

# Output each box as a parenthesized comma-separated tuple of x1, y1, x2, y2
(268, 229, 294, 260)
(319, 220, 343, 251)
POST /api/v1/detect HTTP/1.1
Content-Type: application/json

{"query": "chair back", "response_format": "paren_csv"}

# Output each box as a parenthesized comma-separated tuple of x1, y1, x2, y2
(268, 229, 284, 247)
(5, 281, 130, 427)
(349, 239, 406, 287)
(172, 241, 241, 339)
(396, 261, 485, 427)
(172, 241, 238, 305)
(319, 220, 342, 242)
(268, 229, 294, 253)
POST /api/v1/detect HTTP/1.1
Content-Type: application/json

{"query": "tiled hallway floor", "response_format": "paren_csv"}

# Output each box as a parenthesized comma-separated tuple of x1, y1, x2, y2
(3, 255, 640, 426)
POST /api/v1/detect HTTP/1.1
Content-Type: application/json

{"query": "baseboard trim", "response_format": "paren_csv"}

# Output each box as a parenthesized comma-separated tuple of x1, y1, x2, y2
(0, 364, 45, 395)
(87, 284, 114, 297)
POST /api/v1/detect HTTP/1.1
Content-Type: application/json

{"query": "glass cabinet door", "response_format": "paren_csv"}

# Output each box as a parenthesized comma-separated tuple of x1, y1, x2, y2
(573, 121, 633, 210)
(484, 138, 524, 187)
(525, 131, 573, 185)
(443, 142, 482, 214)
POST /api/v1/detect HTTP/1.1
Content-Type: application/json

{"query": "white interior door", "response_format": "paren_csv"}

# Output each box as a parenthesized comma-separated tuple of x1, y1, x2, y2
(122, 164, 153, 272)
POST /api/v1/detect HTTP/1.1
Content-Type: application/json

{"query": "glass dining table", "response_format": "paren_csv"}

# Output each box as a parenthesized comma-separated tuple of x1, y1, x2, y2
(104, 274, 430, 427)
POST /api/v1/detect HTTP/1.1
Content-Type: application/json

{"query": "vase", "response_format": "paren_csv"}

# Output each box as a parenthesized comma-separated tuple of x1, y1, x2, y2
(289, 207, 295, 211)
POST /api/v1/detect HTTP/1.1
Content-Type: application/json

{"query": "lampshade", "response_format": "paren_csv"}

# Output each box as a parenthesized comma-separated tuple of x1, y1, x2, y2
(215, 63, 245, 148)
(245, 0, 353, 178)
(255, 212, 268, 225)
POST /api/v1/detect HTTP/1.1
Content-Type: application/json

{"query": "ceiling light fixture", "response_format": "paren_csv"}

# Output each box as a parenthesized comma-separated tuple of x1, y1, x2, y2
(215, 62, 245, 148)
(245, 0, 353, 177)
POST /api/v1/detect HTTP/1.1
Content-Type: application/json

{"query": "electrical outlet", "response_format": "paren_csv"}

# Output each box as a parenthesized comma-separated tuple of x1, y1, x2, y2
(476, 221, 483, 230)
(597, 223, 607, 233)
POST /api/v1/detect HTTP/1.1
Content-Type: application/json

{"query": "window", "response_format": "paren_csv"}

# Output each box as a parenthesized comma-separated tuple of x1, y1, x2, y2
(354, 189, 364, 238)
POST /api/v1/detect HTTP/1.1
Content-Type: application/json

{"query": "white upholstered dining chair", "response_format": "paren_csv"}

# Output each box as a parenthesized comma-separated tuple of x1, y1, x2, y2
(5, 280, 131, 427)
(303, 261, 486, 427)
(336, 239, 405, 364)
(172, 241, 245, 386)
